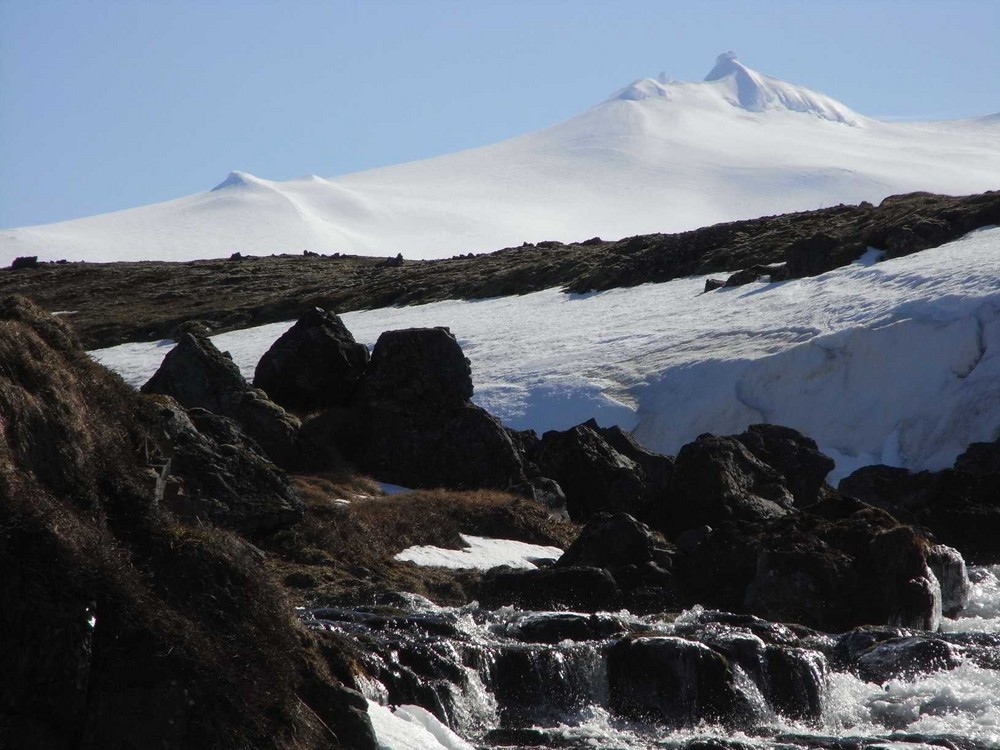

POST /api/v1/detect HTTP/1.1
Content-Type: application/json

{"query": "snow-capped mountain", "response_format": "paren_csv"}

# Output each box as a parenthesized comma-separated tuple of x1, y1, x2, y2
(3, 53, 998, 264)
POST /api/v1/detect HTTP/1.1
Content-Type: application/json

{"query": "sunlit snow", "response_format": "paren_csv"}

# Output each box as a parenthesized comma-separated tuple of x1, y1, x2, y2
(393, 535, 562, 571)
(93, 225, 1000, 482)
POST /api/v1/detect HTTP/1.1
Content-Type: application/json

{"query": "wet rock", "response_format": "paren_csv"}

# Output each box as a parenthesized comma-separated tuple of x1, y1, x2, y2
(478, 566, 620, 612)
(534, 421, 653, 522)
(762, 646, 827, 721)
(141, 333, 305, 469)
(608, 636, 762, 728)
(252, 307, 369, 411)
(679, 506, 946, 632)
(668, 434, 795, 533)
(355, 326, 472, 412)
(502, 612, 629, 643)
(490, 645, 604, 726)
(847, 635, 964, 683)
(927, 544, 971, 617)
(152, 401, 304, 536)
(735, 423, 835, 507)
(869, 526, 942, 631)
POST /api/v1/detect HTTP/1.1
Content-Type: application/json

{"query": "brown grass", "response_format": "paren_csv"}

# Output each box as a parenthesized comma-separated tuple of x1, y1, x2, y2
(262, 476, 578, 606)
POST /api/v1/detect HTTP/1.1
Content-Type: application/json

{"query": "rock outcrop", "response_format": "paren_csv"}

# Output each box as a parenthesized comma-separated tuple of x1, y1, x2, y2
(253, 307, 370, 412)
(305, 327, 525, 490)
(141, 332, 306, 469)
(150, 400, 304, 536)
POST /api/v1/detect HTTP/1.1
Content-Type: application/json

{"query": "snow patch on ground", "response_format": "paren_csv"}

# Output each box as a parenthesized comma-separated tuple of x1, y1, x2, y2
(91, 226, 1000, 482)
(367, 702, 474, 750)
(393, 535, 562, 571)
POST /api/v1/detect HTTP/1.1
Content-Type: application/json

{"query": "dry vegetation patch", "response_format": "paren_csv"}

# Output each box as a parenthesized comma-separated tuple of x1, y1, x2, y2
(262, 476, 578, 606)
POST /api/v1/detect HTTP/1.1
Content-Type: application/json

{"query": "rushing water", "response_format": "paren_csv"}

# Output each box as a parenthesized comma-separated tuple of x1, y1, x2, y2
(304, 565, 1000, 750)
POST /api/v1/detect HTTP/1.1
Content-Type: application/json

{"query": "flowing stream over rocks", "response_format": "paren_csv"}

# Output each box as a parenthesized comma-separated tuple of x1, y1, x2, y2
(305, 566, 1000, 750)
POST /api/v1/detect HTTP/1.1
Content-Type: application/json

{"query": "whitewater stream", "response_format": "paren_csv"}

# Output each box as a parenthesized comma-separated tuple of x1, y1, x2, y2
(304, 565, 1000, 750)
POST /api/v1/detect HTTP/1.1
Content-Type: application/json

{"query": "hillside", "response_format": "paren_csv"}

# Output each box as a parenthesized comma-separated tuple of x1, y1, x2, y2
(2, 53, 998, 265)
(2, 190, 997, 350)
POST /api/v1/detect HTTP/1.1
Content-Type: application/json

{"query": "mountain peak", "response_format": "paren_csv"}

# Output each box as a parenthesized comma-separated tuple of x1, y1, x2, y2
(704, 51, 744, 81)
(212, 170, 266, 192)
(613, 53, 859, 125)
(702, 52, 858, 124)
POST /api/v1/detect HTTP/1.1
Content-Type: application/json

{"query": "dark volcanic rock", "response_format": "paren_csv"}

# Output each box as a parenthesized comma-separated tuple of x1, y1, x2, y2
(478, 566, 620, 612)
(10, 255, 38, 270)
(252, 307, 369, 411)
(303, 326, 525, 490)
(152, 400, 304, 536)
(840, 463, 1000, 564)
(735, 424, 835, 507)
(558, 512, 676, 572)
(307, 402, 525, 490)
(678, 501, 948, 632)
(534, 421, 652, 522)
(667, 434, 795, 533)
(141, 333, 305, 469)
(355, 326, 472, 411)
(785, 231, 867, 277)
(608, 637, 762, 728)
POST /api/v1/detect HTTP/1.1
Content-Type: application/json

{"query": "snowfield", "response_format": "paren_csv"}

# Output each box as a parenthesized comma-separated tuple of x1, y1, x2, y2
(3, 54, 998, 264)
(93, 225, 1000, 483)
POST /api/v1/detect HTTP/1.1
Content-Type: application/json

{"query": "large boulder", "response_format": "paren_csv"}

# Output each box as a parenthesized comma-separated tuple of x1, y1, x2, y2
(533, 421, 653, 522)
(355, 326, 472, 412)
(252, 307, 369, 412)
(304, 327, 525, 490)
(667, 434, 795, 534)
(677, 498, 953, 632)
(735, 424, 835, 507)
(607, 637, 762, 728)
(151, 400, 304, 536)
(142, 333, 305, 469)
(559, 513, 675, 574)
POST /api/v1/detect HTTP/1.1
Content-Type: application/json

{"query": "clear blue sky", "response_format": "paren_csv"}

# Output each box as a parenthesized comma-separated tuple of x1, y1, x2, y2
(2, 0, 997, 229)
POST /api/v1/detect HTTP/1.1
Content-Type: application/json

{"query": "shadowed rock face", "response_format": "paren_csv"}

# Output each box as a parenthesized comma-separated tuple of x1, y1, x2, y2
(152, 401, 304, 536)
(356, 326, 473, 412)
(302, 325, 525, 491)
(253, 307, 369, 412)
(141, 332, 305, 469)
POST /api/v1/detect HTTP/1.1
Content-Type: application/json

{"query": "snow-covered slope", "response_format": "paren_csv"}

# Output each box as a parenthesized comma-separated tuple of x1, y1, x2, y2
(94, 225, 1000, 483)
(4, 54, 999, 264)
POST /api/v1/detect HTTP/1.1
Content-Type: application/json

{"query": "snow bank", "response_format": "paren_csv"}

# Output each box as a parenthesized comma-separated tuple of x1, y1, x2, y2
(92, 226, 1000, 481)
(393, 535, 562, 571)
